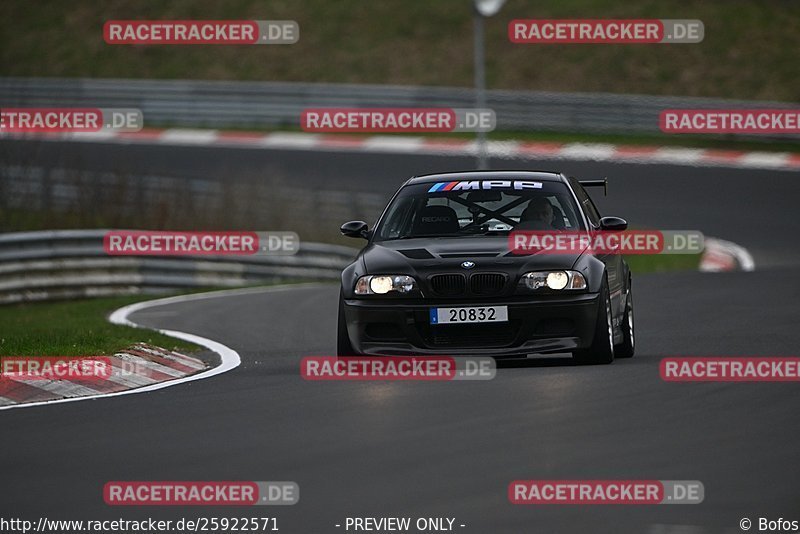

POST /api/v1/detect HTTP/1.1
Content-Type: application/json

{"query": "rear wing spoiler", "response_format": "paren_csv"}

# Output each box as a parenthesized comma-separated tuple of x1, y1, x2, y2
(579, 178, 608, 196)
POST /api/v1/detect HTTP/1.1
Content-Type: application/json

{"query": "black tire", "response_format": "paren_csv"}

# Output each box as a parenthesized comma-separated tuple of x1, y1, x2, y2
(337, 291, 359, 357)
(615, 285, 635, 359)
(573, 276, 615, 365)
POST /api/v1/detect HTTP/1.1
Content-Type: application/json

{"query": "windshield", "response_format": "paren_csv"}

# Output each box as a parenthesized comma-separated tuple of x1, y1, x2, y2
(374, 179, 585, 241)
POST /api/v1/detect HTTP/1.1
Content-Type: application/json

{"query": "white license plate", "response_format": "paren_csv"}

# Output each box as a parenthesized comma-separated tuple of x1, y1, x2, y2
(430, 306, 508, 325)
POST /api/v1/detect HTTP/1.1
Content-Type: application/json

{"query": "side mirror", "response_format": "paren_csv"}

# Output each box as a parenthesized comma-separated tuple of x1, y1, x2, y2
(340, 220, 370, 239)
(599, 216, 628, 231)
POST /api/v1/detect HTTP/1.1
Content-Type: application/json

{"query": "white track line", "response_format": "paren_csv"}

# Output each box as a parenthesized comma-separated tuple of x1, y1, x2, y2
(0, 283, 320, 411)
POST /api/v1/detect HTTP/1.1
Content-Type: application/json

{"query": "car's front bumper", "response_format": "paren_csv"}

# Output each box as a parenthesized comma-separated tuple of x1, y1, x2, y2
(342, 293, 600, 357)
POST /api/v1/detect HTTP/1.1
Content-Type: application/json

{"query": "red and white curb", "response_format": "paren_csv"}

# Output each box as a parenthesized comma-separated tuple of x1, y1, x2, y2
(0, 344, 206, 407)
(2, 129, 799, 171)
(699, 238, 756, 272)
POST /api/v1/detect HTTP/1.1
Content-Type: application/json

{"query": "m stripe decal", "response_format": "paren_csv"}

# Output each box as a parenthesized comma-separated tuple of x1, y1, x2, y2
(429, 181, 459, 192)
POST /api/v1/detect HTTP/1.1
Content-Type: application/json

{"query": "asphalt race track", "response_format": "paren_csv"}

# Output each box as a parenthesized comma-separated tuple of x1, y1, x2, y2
(2, 141, 799, 533)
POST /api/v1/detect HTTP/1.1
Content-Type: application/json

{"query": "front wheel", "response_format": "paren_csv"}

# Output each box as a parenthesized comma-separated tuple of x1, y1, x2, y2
(573, 277, 615, 365)
(615, 285, 635, 359)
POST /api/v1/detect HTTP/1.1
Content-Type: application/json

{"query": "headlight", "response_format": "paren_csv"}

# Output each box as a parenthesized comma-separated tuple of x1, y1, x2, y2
(546, 271, 568, 290)
(522, 270, 587, 291)
(355, 275, 417, 295)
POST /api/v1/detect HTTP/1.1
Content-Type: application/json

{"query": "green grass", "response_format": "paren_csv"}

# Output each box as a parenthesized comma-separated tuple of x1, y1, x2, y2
(1, 0, 799, 102)
(625, 253, 701, 273)
(0, 295, 201, 357)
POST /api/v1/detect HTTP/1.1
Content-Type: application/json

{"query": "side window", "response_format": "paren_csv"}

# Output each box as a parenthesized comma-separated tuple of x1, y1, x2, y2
(569, 177, 601, 227)
(378, 196, 415, 239)
(549, 195, 580, 229)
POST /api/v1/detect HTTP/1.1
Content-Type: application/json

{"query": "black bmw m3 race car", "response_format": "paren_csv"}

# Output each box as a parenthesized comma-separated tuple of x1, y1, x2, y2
(338, 171, 635, 364)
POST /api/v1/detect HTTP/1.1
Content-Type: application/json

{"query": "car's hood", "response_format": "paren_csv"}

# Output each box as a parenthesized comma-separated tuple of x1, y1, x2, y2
(361, 236, 586, 276)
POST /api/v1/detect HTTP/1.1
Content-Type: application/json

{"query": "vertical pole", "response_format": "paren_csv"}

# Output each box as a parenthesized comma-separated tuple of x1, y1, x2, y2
(473, 10, 488, 170)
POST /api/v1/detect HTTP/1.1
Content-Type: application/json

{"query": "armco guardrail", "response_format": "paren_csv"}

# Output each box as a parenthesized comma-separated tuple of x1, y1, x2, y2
(1, 77, 798, 139)
(0, 230, 357, 304)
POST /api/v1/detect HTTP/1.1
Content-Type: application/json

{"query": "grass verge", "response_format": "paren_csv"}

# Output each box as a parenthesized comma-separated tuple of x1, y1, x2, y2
(625, 253, 701, 274)
(2, 0, 799, 101)
(0, 294, 201, 357)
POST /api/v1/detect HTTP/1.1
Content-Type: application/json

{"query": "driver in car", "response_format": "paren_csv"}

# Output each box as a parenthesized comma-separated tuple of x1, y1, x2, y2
(515, 197, 556, 230)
